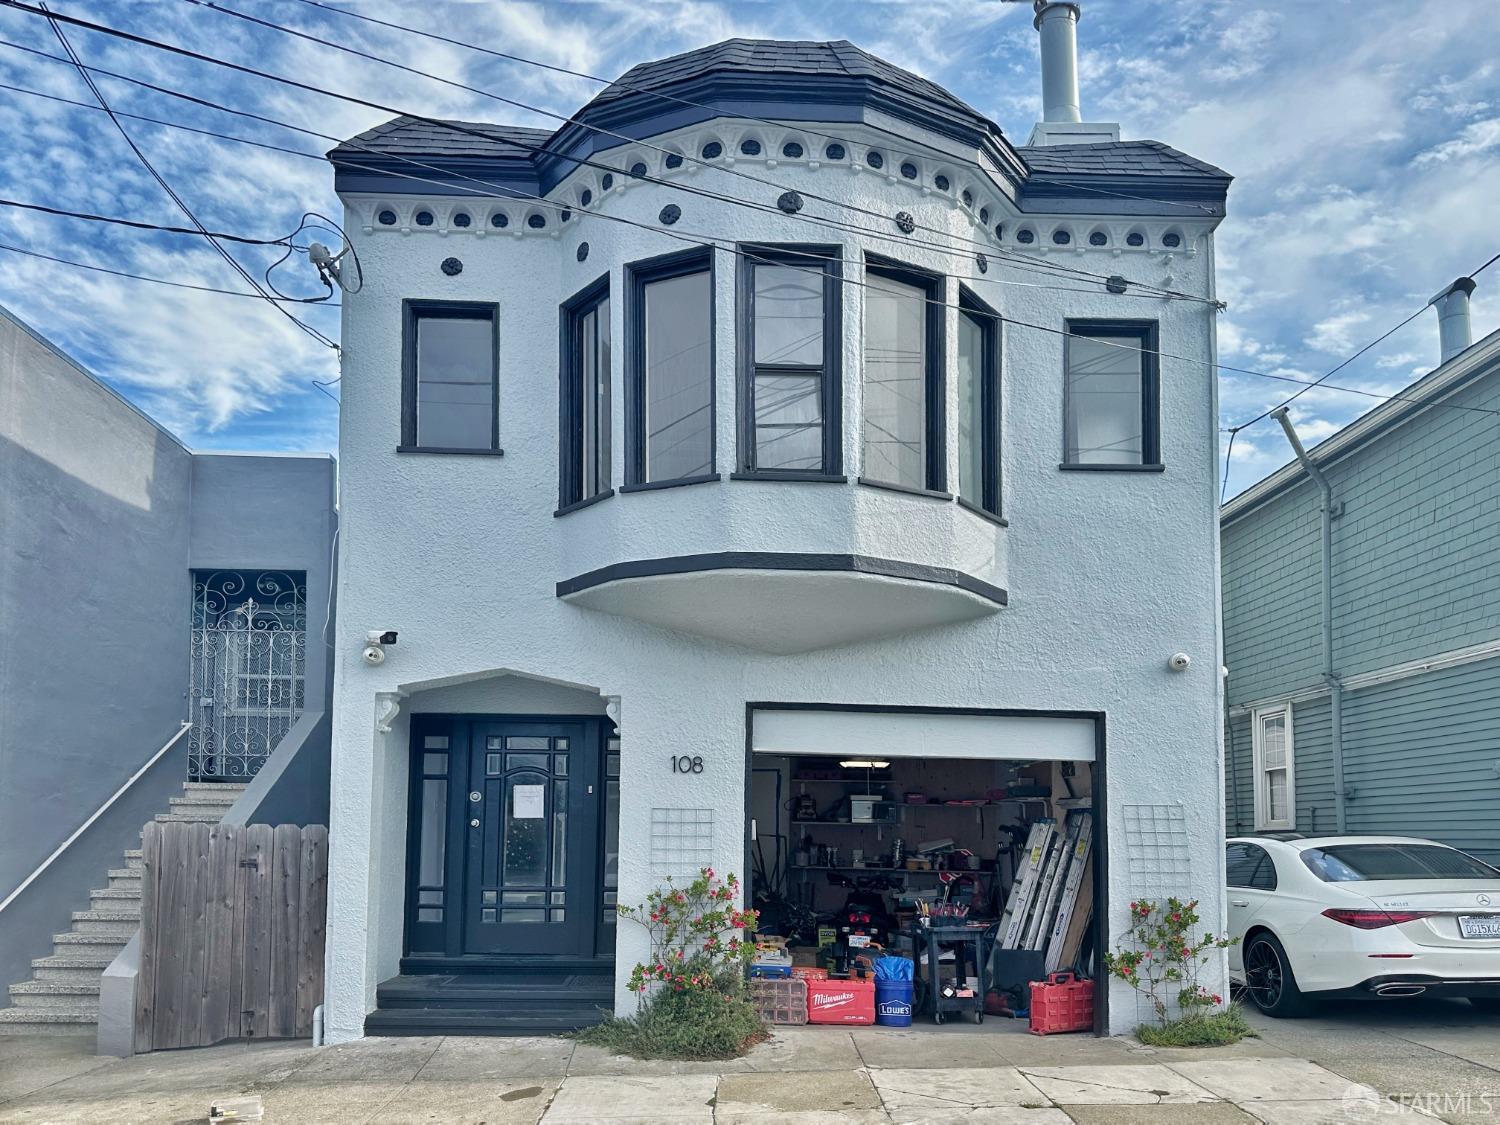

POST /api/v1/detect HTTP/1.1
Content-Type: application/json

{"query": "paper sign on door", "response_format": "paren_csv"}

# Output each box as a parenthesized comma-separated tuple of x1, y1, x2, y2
(512, 785, 545, 819)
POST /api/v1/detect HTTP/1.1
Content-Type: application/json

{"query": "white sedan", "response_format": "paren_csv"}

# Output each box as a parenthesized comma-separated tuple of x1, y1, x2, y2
(1225, 835, 1500, 1017)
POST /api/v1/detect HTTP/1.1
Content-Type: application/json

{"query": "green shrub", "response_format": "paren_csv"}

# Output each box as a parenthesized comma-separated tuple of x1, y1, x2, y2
(573, 981, 767, 1060)
(1135, 1004, 1254, 1048)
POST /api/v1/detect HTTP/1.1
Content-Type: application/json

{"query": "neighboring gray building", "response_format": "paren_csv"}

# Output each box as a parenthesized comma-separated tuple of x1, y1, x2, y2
(0, 303, 337, 1034)
(1222, 287, 1500, 863)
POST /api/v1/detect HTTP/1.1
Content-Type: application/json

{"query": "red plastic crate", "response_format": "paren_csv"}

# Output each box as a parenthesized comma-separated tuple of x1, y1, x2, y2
(806, 977, 875, 1024)
(1028, 971, 1094, 1035)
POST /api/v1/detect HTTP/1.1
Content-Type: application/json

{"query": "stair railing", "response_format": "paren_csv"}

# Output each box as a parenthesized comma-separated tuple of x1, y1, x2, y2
(0, 722, 191, 917)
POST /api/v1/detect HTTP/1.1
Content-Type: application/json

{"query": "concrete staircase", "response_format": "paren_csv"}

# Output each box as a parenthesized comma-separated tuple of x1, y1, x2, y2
(0, 782, 246, 1036)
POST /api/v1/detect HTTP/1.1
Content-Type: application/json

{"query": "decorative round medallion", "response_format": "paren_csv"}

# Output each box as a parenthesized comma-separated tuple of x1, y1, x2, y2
(577, 242, 589, 262)
(440, 257, 463, 276)
(491, 212, 509, 229)
(866, 150, 884, 169)
(934, 174, 950, 192)
(452, 211, 471, 228)
(665, 152, 684, 169)
(782, 142, 804, 159)
(601, 173, 614, 191)
(894, 211, 915, 234)
(1106, 274, 1129, 294)
(976, 253, 988, 273)
(630, 161, 647, 178)
(1162, 231, 1182, 248)
(580, 189, 593, 207)
(414, 210, 434, 227)
(825, 143, 846, 160)
(900, 161, 918, 180)
(1052, 229, 1071, 245)
(527, 213, 546, 229)
(701, 141, 723, 159)
(777, 191, 804, 215)
(979, 207, 990, 225)
(1089, 230, 1108, 247)
(377, 209, 397, 226)
(560, 209, 572, 223)
(994, 222, 1004, 240)
(659, 204, 681, 225)
(1016, 228, 1035, 244)
(962, 190, 974, 208)
(1126, 231, 1145, 247)
(739, 138, 762, 156)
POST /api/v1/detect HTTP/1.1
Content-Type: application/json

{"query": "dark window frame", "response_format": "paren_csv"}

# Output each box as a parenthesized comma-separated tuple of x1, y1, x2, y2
(558, 272, 612, 512)
(861, 254, 947, 492)
(735, 244, 844, 479)
(625, 246, 717, 487)
(1060, 318, 1160, 470)
(400, 299, 501, 454)
(957, 285, 1002, 518)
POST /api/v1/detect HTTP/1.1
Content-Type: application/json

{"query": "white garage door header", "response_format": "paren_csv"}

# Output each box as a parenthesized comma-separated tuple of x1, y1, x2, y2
(751, 709, 1097, 763)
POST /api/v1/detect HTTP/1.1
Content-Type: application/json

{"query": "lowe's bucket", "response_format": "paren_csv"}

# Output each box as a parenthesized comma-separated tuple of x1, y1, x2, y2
(874, 979, 914, 1027)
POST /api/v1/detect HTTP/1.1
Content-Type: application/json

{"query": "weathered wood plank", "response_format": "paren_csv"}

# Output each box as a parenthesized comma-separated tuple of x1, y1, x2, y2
(294, 826, 328, 1037)
(134, 820, 162, 1050)
(267, 824, 301, 1038)
(200, 824, 238, 1044)
(155, 823, 194, 1050)
(242, 825, 274, 1039)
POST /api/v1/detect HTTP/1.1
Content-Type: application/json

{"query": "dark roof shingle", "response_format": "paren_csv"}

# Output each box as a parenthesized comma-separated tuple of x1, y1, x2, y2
(1019, 140, 1230, 180)
(330, 118, 551, 162)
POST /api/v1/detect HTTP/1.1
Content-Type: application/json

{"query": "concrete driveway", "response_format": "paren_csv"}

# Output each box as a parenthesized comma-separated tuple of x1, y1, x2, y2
(1, 997, 1497, 1123)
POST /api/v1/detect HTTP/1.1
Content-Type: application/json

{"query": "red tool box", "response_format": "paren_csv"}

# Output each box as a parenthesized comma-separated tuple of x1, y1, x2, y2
(1028, 971, 1094, 1035)
(805, 976, 875, 1025)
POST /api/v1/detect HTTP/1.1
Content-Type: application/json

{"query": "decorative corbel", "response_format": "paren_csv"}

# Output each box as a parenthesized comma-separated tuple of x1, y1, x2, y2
(605, 694, 622, 731)
(375, 692, 402, 735)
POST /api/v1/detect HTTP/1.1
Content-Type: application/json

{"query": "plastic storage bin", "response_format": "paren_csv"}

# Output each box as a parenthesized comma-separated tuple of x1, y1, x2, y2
(806, 977, 875, 1024)
(874, 979, 914, 1026)
(1028, 971, 1094, 1035)
(750, 977, 808, 1025)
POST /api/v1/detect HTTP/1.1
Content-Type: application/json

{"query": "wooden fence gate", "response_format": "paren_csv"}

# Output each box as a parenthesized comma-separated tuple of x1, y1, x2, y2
(136, 821, 328, 1051)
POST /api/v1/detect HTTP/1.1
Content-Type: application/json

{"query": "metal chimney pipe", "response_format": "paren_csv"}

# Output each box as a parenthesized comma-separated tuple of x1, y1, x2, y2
(1429, 277, 1476, 364)
(1034, 2, 1083, 124)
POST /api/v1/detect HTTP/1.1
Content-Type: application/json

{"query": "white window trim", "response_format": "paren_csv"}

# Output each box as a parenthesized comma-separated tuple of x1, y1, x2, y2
(1251, 703, 1296, 831)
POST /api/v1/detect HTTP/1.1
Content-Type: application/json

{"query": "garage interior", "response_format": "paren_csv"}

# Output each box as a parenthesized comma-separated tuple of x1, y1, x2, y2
(746, 708, 1102, 1033)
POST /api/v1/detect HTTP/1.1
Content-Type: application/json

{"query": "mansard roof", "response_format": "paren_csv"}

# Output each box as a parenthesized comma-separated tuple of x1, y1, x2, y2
(329, 38, 1230, 216)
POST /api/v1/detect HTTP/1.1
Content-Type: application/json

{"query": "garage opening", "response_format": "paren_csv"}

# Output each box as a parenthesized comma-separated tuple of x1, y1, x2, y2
(747, 706, 1103, 1035)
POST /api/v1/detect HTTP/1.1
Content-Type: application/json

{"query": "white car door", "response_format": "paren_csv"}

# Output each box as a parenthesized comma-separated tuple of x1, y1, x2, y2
(1226, 841, 1278, 975)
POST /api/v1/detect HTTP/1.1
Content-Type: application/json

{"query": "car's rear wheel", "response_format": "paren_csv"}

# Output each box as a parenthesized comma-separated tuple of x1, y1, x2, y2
(1468, 997, 1500, 1015)
(1242, 932, 1311, 1018)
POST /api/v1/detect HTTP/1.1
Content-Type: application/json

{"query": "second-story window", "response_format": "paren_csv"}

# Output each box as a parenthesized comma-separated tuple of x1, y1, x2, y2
(559, 275, 611, 509)
(738, 246, 842, 476)
(957, 288, 1001, 518)
(1062, 320, 1160, 469)
(627, 248, 714, 486)
(401, 301, 499, 453)
(861, 257, 945, 493)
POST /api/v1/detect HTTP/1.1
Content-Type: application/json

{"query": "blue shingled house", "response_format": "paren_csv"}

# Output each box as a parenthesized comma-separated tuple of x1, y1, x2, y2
(1222, 282, 1500, 863)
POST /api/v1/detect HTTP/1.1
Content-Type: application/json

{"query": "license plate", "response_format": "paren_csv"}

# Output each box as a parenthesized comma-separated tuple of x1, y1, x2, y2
(847, 934, 871, 948)
(1458, 916, 1500, 939)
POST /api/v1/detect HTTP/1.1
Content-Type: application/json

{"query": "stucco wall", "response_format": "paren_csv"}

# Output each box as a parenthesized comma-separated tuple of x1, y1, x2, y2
(325, 123, 1227, 1039)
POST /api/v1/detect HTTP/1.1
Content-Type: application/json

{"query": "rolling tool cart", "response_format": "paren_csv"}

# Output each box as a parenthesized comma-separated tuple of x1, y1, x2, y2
(909, 921, 997, 1024)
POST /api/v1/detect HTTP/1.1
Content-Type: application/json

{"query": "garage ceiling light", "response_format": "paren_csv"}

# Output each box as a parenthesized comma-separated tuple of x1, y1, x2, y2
(839, 759, 890, 769)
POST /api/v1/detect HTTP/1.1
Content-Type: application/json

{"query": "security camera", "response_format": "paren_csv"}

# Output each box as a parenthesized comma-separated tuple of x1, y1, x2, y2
(365, 630, 398, 646)
(362, 644, 386, 666)
(1167, 652, 1191, 673)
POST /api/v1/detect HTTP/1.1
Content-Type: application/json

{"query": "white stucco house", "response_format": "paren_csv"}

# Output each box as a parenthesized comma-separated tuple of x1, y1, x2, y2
(323, 3, 1233, 1041)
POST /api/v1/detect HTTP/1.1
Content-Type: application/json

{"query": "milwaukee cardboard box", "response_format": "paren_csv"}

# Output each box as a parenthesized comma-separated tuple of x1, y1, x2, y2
(805, 977, 875, 1025)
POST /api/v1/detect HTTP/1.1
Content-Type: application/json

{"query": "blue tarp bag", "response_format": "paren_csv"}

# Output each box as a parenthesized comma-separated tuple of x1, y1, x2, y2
(874, 955, 914, 1026)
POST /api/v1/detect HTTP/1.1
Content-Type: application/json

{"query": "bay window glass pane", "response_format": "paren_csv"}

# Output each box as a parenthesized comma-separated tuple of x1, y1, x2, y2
(644, 270, 712, 480)
(578, 299, 611, 498)
(957, 312, 985, 504)
(754, 265, 822, 365)
(595, 299, 611, 490)
(417, 316, 493, 448)
(754, 373, 822, 470)
(862, 275, 925, 487)
(1065, 334, 1142, 465)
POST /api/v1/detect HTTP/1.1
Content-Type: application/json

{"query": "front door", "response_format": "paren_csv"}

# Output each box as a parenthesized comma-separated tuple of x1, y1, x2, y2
(406, 715, 606, 960)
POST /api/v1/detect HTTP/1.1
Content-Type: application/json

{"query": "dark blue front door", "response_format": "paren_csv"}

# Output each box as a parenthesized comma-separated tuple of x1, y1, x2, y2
(406, 715, 606, 960)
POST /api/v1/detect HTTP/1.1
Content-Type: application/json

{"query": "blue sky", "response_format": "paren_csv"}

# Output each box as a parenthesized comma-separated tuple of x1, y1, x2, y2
(2, 0, 1497, 497)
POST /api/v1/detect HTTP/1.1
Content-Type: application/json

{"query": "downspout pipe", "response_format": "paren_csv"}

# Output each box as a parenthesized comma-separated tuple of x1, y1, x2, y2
(1271, 407, 1346, 832)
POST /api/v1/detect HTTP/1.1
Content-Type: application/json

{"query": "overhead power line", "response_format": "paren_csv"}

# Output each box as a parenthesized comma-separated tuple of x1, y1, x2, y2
(0, 196, 293, 244)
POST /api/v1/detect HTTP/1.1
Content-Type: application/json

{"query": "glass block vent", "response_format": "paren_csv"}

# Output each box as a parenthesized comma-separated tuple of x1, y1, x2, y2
(650, 808, 714, 877)
(1122, 803, 1193, 897)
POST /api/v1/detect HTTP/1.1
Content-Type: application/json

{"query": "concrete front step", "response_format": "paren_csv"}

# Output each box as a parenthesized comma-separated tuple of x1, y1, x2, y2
(10, 981, 101, 1010)
(33, 954, 114, 981)
(69, 912, 139, 936)
(0, 1008, 98, 1035)
(182, 782, 249, 794)
(91, 887, 141, 905)
(170, 792, 242, 808)
(53, 931, 128, 954)
(108, 869, 142, 890)
(124, 849, 143, 871)
(153, 810, 226, 824)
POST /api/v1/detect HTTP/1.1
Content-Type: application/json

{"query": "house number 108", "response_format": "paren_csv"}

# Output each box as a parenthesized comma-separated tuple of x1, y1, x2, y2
(670, 755, 704, 774)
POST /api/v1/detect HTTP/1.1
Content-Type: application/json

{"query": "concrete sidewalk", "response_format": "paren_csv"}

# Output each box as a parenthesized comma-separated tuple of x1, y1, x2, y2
(2, 1001, 1497, 1124)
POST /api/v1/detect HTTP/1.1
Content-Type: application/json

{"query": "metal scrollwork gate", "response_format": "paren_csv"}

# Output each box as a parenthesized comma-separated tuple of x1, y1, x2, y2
(188, 570, 307, 782)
